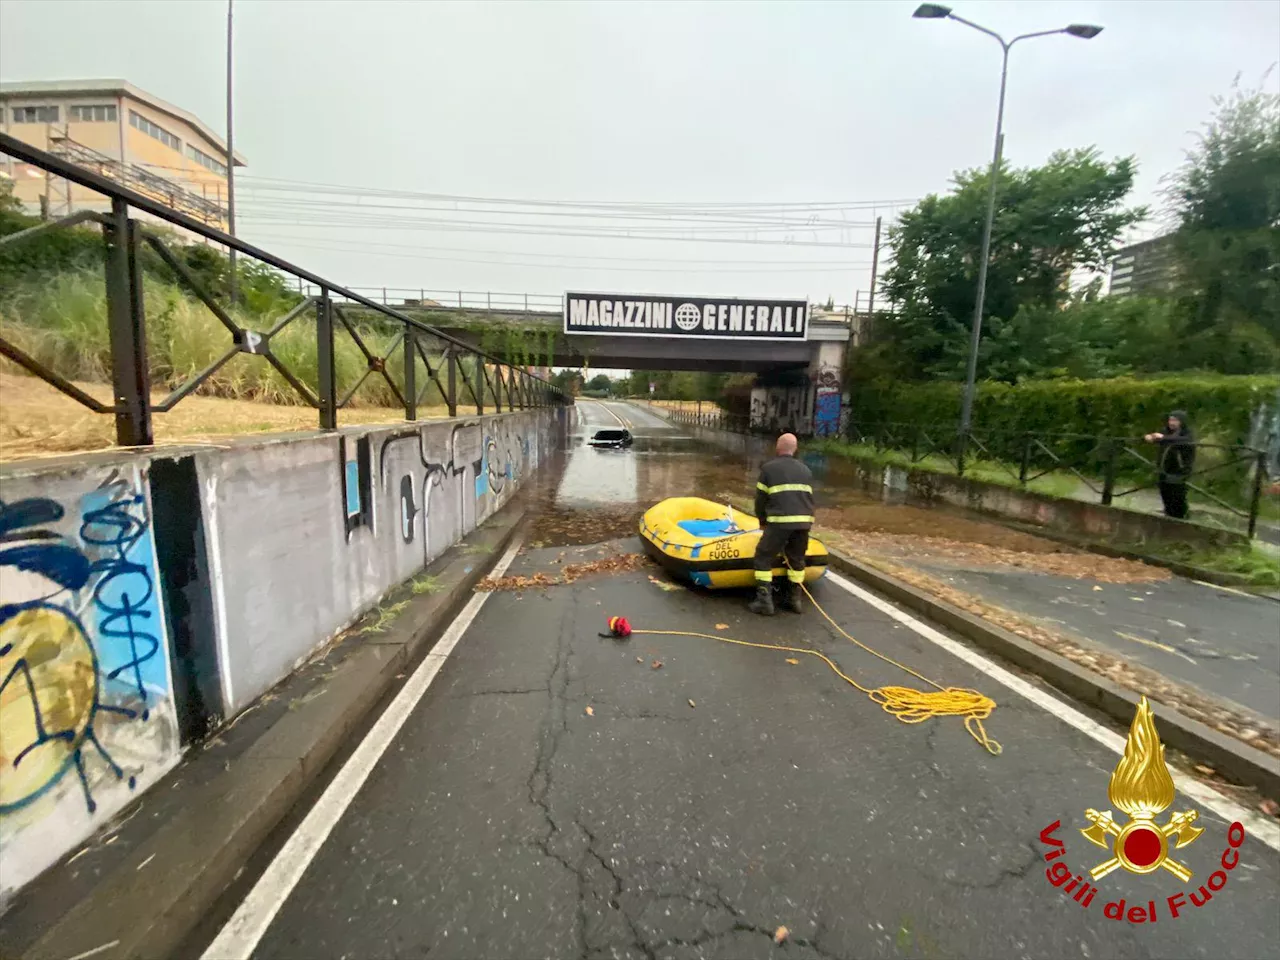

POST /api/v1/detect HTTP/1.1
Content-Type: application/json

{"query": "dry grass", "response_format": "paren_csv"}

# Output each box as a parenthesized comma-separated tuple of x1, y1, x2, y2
(0, 369, 449, 462)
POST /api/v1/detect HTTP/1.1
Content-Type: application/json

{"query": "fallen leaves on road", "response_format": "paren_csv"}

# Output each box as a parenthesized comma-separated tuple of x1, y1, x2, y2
(819, 527, 1169, 584)
(476, 553, 652, 591)
(774, 926, 789, 944)
(860, 555, 1280, 759)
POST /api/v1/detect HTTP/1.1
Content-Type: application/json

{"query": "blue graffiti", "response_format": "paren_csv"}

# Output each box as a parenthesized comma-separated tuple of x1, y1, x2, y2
(79, 479, 161, 717)
(0, 490, 145, 815)
(814, 391, 841, 437)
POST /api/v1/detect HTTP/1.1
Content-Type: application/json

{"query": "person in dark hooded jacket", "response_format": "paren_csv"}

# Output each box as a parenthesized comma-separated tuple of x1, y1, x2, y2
(1144, 410, 1196, 519)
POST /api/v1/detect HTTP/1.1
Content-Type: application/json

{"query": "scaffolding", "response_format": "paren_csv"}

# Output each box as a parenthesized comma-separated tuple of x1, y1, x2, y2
(45, 127, 227, 227)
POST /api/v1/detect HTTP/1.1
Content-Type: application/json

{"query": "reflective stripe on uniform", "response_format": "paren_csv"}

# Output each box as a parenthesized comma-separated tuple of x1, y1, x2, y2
(757, 482, 813, 495)
(754, 569, 773, 582)
(786, 568, 805, 583)
(766, 515, 814, 524)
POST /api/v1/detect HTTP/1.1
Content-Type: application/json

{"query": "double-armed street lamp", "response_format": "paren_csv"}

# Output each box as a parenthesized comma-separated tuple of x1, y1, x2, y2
(911, 4, 1102, 455)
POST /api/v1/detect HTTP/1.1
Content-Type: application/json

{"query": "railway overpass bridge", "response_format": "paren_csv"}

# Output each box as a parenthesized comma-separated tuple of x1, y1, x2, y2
(334, 292, 859, 435)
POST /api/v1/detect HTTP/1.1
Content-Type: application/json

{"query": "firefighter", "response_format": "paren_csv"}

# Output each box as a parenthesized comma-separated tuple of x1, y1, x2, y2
(748, 433, 813, 616)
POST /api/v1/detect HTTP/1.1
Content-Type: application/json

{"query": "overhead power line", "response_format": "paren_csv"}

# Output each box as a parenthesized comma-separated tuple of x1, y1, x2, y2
(250, 233, 875, 273)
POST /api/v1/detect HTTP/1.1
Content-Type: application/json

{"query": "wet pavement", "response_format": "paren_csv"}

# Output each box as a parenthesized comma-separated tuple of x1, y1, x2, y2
(914, 566, 1280, 725)
(624, 402, 1279, 736)
(198, 401, 1279, 960)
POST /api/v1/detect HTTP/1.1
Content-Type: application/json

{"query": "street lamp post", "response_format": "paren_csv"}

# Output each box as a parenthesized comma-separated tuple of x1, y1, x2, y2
(912, 5, 1101, 464)
(226, 0, 238, 307)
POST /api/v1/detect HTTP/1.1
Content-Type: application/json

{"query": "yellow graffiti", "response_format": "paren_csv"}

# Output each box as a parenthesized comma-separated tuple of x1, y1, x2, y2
(0, 607, 97, 810)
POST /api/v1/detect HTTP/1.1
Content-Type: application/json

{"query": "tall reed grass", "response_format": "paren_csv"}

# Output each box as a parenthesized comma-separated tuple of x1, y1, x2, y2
(0, 270, 447, 408)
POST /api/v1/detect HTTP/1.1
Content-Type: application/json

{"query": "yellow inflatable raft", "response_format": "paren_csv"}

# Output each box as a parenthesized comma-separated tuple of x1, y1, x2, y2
(638, 496, 828, 589)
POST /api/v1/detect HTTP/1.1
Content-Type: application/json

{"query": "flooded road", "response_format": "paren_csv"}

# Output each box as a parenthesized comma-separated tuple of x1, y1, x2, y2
(215, 406, 1280, 960)
(524, 399, 761, 547)
(527, 400, 1067, 553)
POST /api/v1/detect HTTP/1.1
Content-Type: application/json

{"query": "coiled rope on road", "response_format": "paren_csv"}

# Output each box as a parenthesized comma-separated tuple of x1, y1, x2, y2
(622, 578, 1002, 756)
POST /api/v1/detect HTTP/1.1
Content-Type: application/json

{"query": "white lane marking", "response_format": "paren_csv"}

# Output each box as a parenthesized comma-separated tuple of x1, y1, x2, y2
(201, 537, 525, 960)
(825, 570, 1280, 851)
(1192, 579, 1261, 601)
(590, 398, 628, 428)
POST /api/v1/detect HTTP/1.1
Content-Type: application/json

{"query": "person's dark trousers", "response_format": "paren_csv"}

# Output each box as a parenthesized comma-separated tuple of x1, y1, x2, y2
(752, 524, 810, 611)
(1159, 481, 1189, 519)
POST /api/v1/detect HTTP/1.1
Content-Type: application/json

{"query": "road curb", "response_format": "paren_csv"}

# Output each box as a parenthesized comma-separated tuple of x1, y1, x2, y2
(825, 550, 1280, 799)
(14, 505, 527, 960)
(995, 519, 1277, 597)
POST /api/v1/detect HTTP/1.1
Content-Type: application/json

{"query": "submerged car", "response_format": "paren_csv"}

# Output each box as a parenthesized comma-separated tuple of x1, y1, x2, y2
(589, 428, 633, 448)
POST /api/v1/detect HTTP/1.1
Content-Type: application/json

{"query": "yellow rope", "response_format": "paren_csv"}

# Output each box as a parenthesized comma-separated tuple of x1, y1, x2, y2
(630, 580, 1002, 756)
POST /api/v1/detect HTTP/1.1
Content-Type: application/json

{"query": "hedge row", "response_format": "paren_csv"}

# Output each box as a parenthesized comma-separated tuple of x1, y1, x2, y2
(848, 375, 1280, 445)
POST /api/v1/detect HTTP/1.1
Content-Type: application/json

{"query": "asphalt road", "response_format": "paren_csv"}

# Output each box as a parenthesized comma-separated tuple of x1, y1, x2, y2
(207, 403, 1280, 960)
(913, 565, 1280, 727)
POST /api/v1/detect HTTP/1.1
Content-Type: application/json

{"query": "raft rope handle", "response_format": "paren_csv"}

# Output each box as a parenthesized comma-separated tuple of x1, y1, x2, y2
(629, 564, 1002, 756)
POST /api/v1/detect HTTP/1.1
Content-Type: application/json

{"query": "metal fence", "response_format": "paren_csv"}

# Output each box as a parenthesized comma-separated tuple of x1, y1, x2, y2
(658, 404, 1272, 539)
(297, 285, 564, 314)
(0, 134, 569, 448)
(293, 287, 887, 320)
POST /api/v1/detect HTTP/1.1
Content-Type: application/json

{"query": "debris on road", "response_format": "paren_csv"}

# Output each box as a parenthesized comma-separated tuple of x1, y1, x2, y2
(786, 658, 800, 665)
(585, 706, 594, 717)
(819, 526, 1168, 584)
(477, 553, 652, 592)
(688, 699, 696, 708)
(715, 623, 730, 630)
(861, 555, 1280, 759)
(651, 660, 663, 670)
(774, 926, 789, 944)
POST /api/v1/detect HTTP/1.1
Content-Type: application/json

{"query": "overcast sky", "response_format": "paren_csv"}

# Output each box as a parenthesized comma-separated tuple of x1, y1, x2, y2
(3, 0, 1277, 308)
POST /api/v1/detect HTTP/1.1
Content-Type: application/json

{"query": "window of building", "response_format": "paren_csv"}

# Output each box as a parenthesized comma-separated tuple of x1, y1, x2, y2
(70, 104, 118, 122)
(11, 105, 59, 123)
(185, 143, 228, 177)
(129, 110, 180, 151)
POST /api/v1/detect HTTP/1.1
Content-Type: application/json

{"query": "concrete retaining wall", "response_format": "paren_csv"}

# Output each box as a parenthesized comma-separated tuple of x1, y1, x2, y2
(0, 407, 568, 901)
(650, 407, 1246, 549)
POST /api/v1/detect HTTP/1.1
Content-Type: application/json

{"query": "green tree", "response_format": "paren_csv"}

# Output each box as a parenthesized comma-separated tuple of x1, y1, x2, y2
(1165, 77, 1280, 372)
(880, 148, 1146, 381)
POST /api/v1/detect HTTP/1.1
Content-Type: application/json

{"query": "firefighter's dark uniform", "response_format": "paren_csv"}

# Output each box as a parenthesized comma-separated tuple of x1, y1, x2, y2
(750, 454, 814, 614)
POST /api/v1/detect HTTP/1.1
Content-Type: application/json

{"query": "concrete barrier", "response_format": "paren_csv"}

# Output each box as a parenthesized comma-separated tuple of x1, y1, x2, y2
(0, 407, 568, 902)
(649, 407, 1247, 550)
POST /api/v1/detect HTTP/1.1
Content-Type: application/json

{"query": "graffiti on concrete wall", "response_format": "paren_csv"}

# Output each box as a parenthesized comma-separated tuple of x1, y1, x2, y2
(0, 467, 179, 898)
(379, 417, 542, 573)
(814, 364, 841, 437)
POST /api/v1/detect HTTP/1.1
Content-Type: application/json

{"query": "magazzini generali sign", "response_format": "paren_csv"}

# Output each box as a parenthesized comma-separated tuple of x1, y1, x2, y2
(563, 292, 810, 341)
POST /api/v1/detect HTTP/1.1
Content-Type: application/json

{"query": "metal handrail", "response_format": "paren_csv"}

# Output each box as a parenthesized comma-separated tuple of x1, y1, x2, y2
(654, 408, 1271, 538)
(0, 133, 561, 383)
(0, 133, 568, 448)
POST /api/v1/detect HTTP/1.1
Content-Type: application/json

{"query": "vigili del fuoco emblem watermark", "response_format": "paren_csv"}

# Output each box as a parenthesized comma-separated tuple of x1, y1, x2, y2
(1037, 697, 1248, 922)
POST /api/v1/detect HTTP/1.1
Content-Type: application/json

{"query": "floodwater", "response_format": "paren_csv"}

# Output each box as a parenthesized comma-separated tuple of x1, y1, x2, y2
(523, 400, 760, 547)
(523, 400, 1066, 554)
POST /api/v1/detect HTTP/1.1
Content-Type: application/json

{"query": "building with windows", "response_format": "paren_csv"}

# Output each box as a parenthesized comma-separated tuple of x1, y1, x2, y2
(0, 79, 245, 230)
(1107, 234, 1178, 298)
